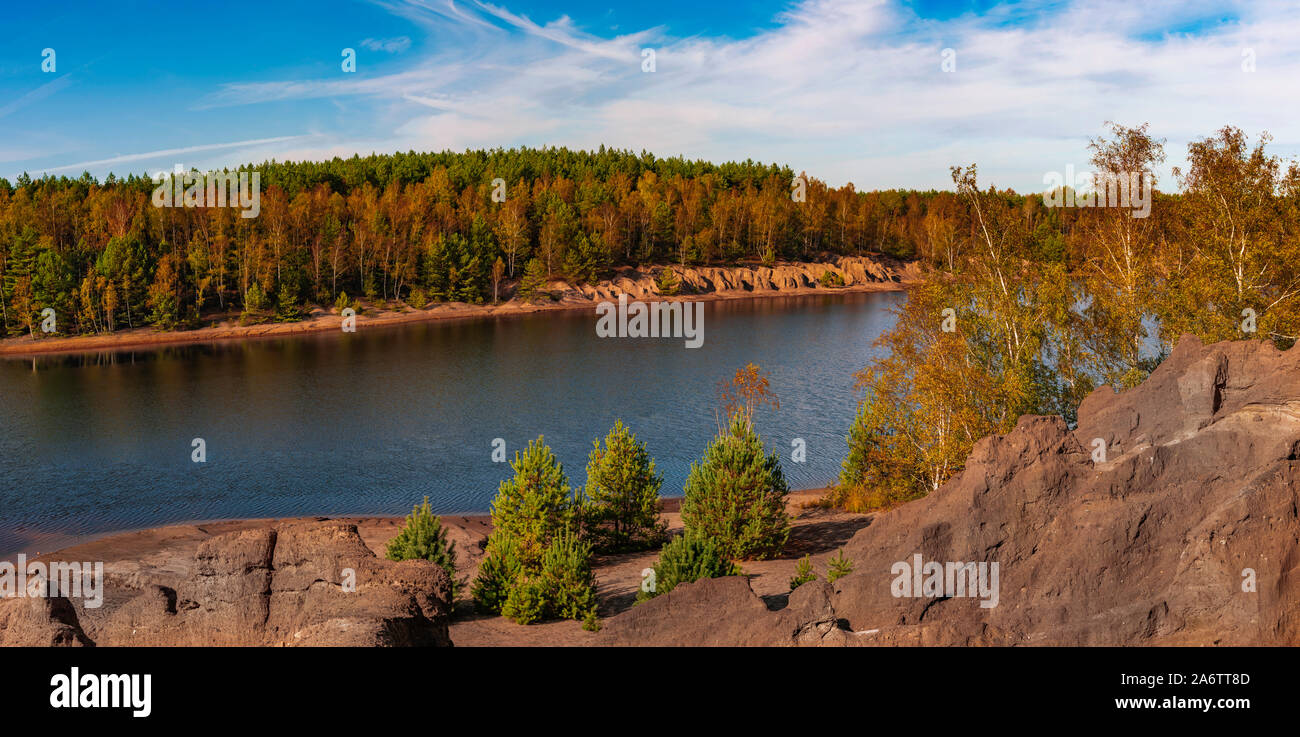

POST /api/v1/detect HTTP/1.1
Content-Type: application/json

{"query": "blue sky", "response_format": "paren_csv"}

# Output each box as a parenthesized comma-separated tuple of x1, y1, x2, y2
(0, 0, 1292, 190)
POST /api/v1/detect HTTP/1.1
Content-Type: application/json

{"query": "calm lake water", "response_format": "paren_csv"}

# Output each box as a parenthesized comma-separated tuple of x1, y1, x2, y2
(0, 291, 903, 554)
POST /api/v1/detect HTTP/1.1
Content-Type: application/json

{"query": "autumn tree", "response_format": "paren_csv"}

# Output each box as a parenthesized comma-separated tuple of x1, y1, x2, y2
(1163, 127, 1300, 347)
(716, 362, 779, 421)
(1076, 122, 1167, 387)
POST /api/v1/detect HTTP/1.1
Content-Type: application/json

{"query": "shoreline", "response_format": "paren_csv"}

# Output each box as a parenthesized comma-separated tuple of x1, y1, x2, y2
(0, 260, 914, 359)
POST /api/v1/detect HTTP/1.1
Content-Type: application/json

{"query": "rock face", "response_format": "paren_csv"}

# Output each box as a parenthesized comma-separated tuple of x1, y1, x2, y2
(0, 521, 453, 647)
(566, 256, 913, 302)
(0, 595, 94, 647)
(599, 336, 1300, 646)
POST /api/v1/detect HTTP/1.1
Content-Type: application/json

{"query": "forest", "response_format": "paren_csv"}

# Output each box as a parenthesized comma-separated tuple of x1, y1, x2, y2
(3, 144, 1065, 337)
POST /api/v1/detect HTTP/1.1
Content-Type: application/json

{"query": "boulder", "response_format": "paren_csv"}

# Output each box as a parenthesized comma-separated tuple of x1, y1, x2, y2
(830, 335, 1300, 645)
(1, 521, 453, 647)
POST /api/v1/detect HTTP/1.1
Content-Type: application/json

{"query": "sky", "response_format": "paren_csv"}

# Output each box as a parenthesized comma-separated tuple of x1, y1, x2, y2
(0, 0, 1295, 191)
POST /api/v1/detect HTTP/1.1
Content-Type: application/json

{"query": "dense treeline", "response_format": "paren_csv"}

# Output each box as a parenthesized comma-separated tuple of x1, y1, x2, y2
(833, 123, 1300, 513)
(0, 145, 997, 338)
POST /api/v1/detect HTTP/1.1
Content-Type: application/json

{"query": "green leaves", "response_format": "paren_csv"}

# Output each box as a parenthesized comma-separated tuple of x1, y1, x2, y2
(681, 412, 790, 561)
(424, 232, 488, 304)
(583, 420, 667, 553)
(826, 549, 854, 583)
(386, 496, 459, 597)
(789, 555, 817, 591)
(655, 267, 680, 296)
(636, 532, 740, 603)
(473, 436, 598, 627)
(516, 257, 548, 301)
(489, 436, 577, 552)
(540, 526, 599, 627)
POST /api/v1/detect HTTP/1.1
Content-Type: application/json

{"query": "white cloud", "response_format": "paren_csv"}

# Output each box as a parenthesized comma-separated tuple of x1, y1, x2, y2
(31, 0, 1300, 189)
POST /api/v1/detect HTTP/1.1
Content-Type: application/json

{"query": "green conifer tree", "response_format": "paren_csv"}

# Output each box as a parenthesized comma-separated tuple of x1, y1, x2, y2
(636, 532, 740, 603)
(681, 411, 791, 560)
(583, 420, 667, 552)
(386, 497, 460, 597)
(472, 437, 597, 627)
(517, 257, 547, 301)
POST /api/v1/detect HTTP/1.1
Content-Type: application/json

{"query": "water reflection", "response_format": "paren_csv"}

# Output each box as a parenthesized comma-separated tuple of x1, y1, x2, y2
(0, 291, 904, 554)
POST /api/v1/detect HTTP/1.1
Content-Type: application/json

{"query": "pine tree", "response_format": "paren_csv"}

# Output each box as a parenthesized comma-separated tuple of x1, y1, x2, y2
(473, 437, 597, 627)
(97, 236, 148, 329)
(386, 497, 460, 597)
(636, 532, 740, 603)
(563, 233, 608, 285)
(517, 257, 547, 301)
(488, 436, 576, 559)
(681, 411, 790, 560)
(583, 420, 666, 552)
(655, 266, 680, 296)
(275, 274, 304, 322)
(826, 549, 854, 583)
(540, 526, 599, 629)
(424, 234, 456, 302)
(31, 245, 75, 334)
(789, 554, 817, 591)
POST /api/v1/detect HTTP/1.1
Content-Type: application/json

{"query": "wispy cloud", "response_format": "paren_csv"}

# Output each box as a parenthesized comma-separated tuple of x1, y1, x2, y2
(473, 2, 653, 62)
(41, 136, 310, 174)
(0, 74, 74, 120)
(23, 0, 1300, 189)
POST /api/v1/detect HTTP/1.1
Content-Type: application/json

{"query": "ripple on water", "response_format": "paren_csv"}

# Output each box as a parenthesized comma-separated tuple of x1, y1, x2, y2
(0, 291, 903, 544)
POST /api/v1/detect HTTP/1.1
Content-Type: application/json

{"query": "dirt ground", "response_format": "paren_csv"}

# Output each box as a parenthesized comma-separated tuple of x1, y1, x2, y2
(446, 491, 871, 646)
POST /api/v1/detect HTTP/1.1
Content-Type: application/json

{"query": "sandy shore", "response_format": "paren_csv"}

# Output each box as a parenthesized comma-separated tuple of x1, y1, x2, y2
(0, 281, 905, 358)
(2, 490, 871, 646)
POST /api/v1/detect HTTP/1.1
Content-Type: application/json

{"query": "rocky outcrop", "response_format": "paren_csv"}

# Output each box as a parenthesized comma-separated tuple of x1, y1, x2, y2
(0, 521, 453, 647)
(565, 256, 912, 302)
(0, 595, 94, 647)
(598, 336, 1300, 646)
(597, 576, 854, 647)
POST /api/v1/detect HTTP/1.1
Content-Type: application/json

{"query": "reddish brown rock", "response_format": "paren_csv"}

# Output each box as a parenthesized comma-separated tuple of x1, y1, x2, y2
(597, 576, 787, 646)
(0, 521, 452, 647)
(828, 335, 1300, 645)
(0, 595, 93, 647)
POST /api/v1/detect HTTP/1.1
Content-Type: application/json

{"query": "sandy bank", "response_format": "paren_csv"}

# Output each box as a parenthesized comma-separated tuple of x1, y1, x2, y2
(0, 256, 914, 358)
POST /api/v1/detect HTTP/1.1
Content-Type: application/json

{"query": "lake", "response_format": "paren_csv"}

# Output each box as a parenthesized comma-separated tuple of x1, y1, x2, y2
(0, 290, 903, 555)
